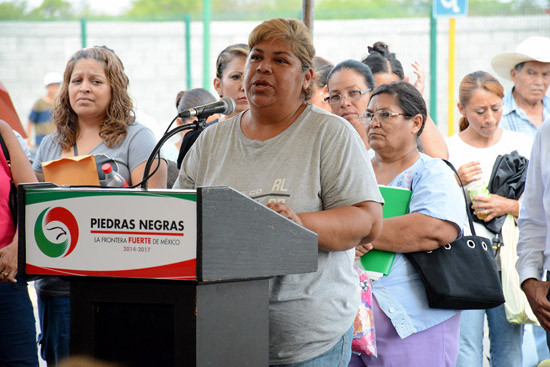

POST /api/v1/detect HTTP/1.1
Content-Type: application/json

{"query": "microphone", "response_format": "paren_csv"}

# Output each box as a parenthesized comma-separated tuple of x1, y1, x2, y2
(178, 96, 236, 119)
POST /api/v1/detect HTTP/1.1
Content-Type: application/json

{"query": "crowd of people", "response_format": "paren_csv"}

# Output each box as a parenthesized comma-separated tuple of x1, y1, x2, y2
(1, 16, 550, 367)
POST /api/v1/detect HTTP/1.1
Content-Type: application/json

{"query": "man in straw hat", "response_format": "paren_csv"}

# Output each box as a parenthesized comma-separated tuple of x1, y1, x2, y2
(492, 36, 550, 141)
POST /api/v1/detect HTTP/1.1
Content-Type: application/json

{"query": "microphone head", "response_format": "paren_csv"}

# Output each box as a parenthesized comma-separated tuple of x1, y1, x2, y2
(220, 96, 236, 116)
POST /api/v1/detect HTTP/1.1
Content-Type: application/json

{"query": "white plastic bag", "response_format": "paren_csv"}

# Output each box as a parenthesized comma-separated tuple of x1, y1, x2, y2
(501, 214, 539, 325)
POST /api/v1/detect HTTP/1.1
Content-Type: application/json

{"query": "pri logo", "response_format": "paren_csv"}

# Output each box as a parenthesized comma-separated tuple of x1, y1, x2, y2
(34, 207, 79, 258)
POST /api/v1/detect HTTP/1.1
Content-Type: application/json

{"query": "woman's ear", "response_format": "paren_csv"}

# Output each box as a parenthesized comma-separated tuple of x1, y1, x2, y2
(213, 78, 223, 97)
(176, 117, 183, 126)
(302, 68, 314, 91)
(457, 102, 465, 116)
(321, 85, 330, 99)
(411, 114, 423, 135)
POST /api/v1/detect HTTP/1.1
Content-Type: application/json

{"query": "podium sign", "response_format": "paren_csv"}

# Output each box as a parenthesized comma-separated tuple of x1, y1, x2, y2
(24, 188, 198, 280)
(19, 184, 318, 367)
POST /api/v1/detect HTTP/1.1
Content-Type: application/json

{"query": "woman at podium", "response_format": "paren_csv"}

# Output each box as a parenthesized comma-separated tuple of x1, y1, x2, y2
(174, 18, 384, 367)
(31, 45, 167, 366)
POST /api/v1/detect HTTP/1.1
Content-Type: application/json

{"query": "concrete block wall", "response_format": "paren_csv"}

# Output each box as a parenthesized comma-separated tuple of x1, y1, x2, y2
(0, 16, 548, 139)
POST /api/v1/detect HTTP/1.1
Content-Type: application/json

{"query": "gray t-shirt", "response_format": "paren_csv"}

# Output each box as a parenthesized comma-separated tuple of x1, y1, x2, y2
(174, 104, 383, 364)
(33, 122, 156, 186)
(32, 122, 158, 296)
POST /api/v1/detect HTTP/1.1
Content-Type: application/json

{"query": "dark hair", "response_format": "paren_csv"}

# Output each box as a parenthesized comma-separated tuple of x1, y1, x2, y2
(54, 45, 134, 150)
(215, 43, 249, 79)
(312, 56, 333, 89)
(177, 88, 216, 121)
(514, 62, 526, 73)
(175, 90, 186, 108)
(362, 41, 405, 81)
(458, 71, 504, 132)
(370, 81, 426, 137)
(327, 59, 375, 91)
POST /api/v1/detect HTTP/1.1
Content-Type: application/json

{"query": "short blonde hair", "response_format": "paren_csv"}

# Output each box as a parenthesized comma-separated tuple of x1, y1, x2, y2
(248, 18, 315, 101)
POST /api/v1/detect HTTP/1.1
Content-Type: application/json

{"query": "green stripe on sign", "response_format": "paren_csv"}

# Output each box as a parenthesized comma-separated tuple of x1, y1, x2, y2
(25, 190, 197, 205)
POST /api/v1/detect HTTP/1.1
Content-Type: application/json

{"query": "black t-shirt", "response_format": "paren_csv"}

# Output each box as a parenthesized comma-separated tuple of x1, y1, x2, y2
(176, 119, 218, 169)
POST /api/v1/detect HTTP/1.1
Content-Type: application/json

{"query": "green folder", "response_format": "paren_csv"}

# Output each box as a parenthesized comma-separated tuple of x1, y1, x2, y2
(360, 185, 412, 275)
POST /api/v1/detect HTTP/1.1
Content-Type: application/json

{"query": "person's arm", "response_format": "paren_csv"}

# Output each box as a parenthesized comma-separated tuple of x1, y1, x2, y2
(517, 129, 550, 330)
(404, 61, 447, 159)
(0, 120, 38, 186)
(368, 213, 459, 253)
(419, 116, 448, 159)
(0, 120, 38, 283)
(268, 200, 383, 252)
(131, 158, 167, 189)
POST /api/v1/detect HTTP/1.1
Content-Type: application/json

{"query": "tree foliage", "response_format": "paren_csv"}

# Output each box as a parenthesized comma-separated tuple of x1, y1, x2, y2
(127, 0, 201, 17)
(28, 0, 72, 19)
(0, 0, 548, 20)
(0, 0, 28, 20)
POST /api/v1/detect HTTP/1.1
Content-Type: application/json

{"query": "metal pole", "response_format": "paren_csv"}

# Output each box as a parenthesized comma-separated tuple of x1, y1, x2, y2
(447, 18, 456, 136)
(301, 0, 314, 38)
(80, 18, 87, 49)
(184, 14, 192, 90)
(202, 0, 211, 89)
(429, 10, 437, 124)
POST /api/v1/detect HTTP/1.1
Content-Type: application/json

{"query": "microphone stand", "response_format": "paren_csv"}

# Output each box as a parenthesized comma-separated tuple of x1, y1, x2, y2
(140, 118, 208, 190)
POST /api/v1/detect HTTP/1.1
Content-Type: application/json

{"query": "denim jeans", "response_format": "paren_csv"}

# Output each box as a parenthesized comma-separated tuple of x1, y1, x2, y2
(272, 325, 353, 367)
(0, 277, 38, 367)
(457, 304, 523, 367)
(37, 294, 70, 367)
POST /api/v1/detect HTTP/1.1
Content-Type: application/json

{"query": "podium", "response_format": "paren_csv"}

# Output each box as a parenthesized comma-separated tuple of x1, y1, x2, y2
(19, 184, 318, 367)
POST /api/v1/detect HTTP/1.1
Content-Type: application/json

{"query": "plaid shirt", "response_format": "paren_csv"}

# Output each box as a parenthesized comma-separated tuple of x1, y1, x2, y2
(500, 88, 550, 141)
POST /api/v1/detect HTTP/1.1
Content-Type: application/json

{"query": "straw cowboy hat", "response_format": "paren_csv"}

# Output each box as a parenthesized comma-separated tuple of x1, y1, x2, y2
(491, 36, 550, 80)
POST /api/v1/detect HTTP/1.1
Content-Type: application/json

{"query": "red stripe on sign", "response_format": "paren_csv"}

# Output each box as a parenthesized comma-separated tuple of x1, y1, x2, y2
(26, 259, 197, 280)
(90, 230, 184, 236)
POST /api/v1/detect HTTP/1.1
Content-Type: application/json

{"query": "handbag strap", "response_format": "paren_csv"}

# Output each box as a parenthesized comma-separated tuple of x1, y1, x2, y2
(0, 131, 10, 168)
(441, 159, 478, 237)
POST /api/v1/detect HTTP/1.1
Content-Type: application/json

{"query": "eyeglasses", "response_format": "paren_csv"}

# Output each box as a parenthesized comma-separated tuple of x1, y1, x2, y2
(359, 110, 407, 126)
(324, 88, 372, 105)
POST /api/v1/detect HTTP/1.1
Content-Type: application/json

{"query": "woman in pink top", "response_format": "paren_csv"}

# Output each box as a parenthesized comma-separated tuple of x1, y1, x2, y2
(0, 119, 39, 365)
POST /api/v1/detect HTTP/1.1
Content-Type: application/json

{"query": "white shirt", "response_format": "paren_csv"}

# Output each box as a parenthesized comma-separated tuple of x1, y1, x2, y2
(517, 119, 550, 283)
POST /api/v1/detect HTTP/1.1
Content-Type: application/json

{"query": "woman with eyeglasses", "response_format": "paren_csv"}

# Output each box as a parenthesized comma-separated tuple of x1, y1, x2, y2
(326, 60, 374, 149)
(351, 81, 466, 367)
(362, 41, 448, 158)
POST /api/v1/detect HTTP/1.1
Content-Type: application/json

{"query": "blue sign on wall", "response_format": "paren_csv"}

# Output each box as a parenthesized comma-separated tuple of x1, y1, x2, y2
(433, 0, 468, 18)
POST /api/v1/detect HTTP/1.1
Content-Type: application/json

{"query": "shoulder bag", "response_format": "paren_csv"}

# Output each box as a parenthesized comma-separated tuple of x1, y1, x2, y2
(405, 160, 505, 309)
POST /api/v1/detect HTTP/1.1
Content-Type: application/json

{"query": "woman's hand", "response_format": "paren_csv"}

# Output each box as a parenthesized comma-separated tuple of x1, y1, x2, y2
(267, 203, 303, 226)
(457, 161, 482, 186)
(355, 243, 373, 260)
(471, 194, 520, 220)
(411, 61, 425, 95)
(0, 236, 18, 283)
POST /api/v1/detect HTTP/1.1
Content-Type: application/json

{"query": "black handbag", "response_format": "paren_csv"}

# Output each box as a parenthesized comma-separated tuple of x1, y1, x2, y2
(0, 131, 17, 225)
(405, 160, 505, 310)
